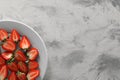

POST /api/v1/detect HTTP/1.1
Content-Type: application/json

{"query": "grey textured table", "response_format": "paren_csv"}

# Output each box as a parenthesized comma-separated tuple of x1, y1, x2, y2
(1, 0, 120, 80)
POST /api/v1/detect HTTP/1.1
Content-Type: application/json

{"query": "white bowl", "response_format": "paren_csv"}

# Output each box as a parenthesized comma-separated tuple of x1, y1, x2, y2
(0, 20, 48, 80)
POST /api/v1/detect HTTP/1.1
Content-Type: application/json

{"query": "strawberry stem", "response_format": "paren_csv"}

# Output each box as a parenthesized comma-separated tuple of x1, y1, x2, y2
(5, 78, 8, 80)
(7, 57, 15, 64)
(23, 49, 28, 53)
(2, 38, 7, 42)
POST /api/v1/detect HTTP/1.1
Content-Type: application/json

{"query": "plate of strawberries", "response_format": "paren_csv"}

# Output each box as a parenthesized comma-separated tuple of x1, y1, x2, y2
(0, 20, 48, 80)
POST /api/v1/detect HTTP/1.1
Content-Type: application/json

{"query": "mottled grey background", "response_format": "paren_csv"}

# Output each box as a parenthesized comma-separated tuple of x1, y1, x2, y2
(0, 0, 120, 80)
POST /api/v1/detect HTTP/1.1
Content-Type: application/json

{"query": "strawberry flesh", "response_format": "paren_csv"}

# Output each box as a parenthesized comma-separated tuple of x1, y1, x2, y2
(27, 48, 39, 60)
(1, 51, 13, 60)
(27, 70, 40, 80)
(17, 72, 27, 80)
(19, 36, 31, 49)
(15, 50, 27, 62)
(11, 29, 20, 42)
(8, 72, 17, 80)
(0, 56, 5, 66)
(28, 61, 39, 70)
(18, 61, 28, 73)
(7, 62, 18, 72)
(0, 65, 8, 80)
(2, 40, 16, 51)
(0, 29, 8, 41)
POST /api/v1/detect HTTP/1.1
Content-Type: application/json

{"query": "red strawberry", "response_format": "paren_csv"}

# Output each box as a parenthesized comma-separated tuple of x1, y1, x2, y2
(27, 48, 39, 60)
(2, 40, 16, 51)
(0, 29, 8, 41)
(11, 29, 20, 42)
(28, 61, 39, 70)
(0, 55, 5, 66)
(17, 72, 27, 80)
(1, 51, 13, 60)
(8, 72, 17, 80)
(15, 50, 27, 62)
(27, 70, 40, 80)
(0, 65, 8, 80)
(18, 61, 28, 73)
(7, 62, 18, 72)
(19, 36, 31, 49)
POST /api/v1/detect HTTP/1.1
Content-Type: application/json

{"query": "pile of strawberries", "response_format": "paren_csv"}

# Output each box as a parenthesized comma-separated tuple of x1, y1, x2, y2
(0, 29, 40, 80)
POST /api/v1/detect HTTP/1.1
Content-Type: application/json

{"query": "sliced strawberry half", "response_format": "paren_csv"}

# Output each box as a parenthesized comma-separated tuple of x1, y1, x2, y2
(1, 51, 13, 60)
(15, 50, 27, 62)
(17, 71, 27, 80)
(27, 70, 40, 80)
(7, 62, 18, 72)
(27, 48, 39, 60)
(19, 36, 31, 50)
(2, 40, 16, 51)
(11, 29, 20, 42)
(28, 61, 39, 70)
(8, 72, 17, 80)
(0, 65, 8, 80)
(18, 61, 28, 73)
(0, 29, 8, 41)
(0, 55, 5, 66)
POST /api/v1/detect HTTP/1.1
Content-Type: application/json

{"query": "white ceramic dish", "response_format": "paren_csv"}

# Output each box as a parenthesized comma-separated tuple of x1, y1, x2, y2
(0, 20, 48, 80)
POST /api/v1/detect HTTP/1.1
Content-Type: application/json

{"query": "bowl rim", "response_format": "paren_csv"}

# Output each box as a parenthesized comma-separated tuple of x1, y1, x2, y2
(0, 19, 48, 80)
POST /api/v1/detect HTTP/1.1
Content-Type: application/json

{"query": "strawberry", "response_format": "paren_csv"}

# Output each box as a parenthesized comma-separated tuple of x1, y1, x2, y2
(15, 50, 27, 62)
(27, 48, 39, 60)
(19, 36, 31, 49)
(0, 55, 5, 66)
(28, 61, 39, 70)
(27, 70, 40, 80)
(2, 40, 16, 51)
(1, 51, 13, 60)
(18, 61, 28, 73)
(0, 29, 8, 41)
(8, 72, 17, 80)
(7, 62, 18, 72)
(17, 72, 27, 80)
(0, 65, 8, 80)
(11, 29, 20, 42)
